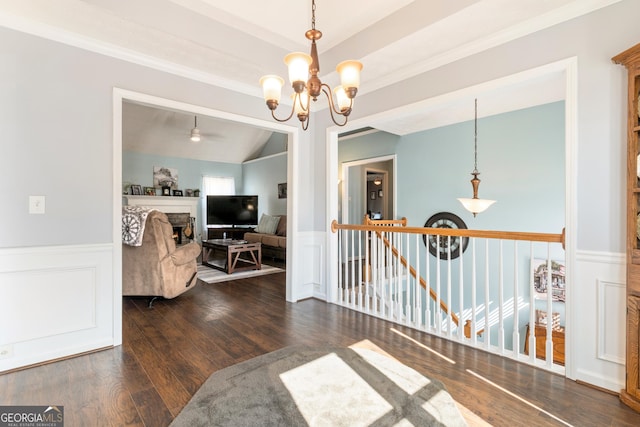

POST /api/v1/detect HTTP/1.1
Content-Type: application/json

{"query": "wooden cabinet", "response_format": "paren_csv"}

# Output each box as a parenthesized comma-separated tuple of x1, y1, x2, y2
(613, 43, 640, 412)
(524, 324, 565, 366)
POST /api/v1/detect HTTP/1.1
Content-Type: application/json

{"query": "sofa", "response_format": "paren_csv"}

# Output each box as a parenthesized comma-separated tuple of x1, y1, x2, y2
(122, 209, 201, 304)
(244, 214, 286, 261)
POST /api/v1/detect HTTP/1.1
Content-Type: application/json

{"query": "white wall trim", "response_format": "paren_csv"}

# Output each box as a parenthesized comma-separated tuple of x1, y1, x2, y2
(596, 279, 625, 365)
(0, 243, 114, 372)
(242, 151, 287, 165)
(295, 231, 326, 301)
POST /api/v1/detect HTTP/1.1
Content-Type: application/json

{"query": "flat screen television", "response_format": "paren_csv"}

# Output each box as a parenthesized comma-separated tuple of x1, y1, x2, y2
(206, 195, 258, 226)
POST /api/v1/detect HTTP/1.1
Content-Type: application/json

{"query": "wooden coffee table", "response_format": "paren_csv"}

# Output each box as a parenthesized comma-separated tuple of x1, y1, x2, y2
(201, 239, 262, 274)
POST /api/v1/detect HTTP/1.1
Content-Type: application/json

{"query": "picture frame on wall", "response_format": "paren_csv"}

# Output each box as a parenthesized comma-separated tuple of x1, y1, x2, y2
(131, 185, 142, 195)
(278, 183, 287, 199)
(533, 258, 566, 302)
(172, 190, 183, 196)
(370, 191, 376, 200)
(378, 190, 383, 198)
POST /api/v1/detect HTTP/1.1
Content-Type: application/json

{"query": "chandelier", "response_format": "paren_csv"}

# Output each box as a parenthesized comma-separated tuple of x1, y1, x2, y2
(259, 0, 363, 130)
(458, 99, 496, 216)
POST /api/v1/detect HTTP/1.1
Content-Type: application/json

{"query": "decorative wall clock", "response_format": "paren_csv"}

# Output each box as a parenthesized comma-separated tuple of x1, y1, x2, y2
(423, 212, 469, 260)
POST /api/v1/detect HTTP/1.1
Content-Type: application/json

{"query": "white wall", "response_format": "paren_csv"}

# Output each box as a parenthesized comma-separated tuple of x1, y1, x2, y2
(0, 25, 310, 370)
(242, 153, 287, 217)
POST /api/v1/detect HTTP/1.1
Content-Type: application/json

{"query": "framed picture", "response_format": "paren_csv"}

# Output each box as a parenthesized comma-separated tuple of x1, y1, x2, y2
(370, 191, 376, 200)
(185, 189, 193, 197)
(278, 183, 287, 199)
(144, 186, 155, 196)
(172, 190, 183, 197)
(153, 166, 178, 188)
(378, 189, 383, 198)
(130, 185, 142, 195)
(533, 258, 566, 302)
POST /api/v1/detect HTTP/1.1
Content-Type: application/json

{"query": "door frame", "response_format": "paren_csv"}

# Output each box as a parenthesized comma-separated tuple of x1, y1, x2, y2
(112, 88, 299, 345)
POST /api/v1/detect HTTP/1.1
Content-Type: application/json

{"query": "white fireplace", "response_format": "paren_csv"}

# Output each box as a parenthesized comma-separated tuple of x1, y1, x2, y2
(124, 195, 201, 241)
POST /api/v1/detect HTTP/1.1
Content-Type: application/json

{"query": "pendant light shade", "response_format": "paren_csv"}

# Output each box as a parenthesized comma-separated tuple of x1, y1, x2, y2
(457, 99, 495, 216)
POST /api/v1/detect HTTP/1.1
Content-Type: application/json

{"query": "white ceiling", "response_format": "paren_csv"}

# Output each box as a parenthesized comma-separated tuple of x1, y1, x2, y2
(0, 0, 620, 162)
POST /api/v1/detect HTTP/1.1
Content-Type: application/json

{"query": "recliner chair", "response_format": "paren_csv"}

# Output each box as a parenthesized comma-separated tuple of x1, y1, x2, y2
(123, 210, 201, 304)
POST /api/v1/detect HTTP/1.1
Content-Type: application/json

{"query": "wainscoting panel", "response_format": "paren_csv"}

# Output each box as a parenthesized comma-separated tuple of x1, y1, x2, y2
(597, 279, 625, 365)
(1, 267, 96, 343)
(0, 244, 114, 372)
(294, 231, 325, 301)
(573, 250, 625, 392)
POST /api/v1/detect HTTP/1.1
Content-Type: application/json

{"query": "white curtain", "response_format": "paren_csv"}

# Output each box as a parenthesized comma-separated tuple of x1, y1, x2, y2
(201, 176, 235, 233)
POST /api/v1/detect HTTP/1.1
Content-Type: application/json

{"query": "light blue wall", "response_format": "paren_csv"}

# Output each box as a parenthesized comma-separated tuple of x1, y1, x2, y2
(123, 152, 245, 237)
(123, 151, 243, 195)
(123, 151, 286, 226)
(344, 102, 565, 351)
(397, 102, 565, 233)
(256, 133, 288, 158)
(242, 153, 288, 217)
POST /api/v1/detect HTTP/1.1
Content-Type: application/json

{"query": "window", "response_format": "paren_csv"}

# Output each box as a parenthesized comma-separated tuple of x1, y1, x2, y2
(202, 176, 235, 196)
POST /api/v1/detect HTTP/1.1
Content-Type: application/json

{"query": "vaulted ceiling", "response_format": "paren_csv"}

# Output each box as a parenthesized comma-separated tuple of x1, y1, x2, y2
(0, 0, 620, 162)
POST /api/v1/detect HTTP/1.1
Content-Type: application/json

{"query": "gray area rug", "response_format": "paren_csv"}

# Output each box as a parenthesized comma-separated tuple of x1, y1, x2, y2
(197, 263, 284, 284)
(170, 346, 467, 427)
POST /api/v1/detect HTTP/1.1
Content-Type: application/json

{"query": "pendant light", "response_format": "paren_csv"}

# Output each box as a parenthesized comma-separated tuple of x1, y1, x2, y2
(458, 98, 495, 216)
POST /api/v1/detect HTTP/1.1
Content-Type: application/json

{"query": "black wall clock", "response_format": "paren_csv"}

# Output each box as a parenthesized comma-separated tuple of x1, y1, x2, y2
(423, 212, 469, 260)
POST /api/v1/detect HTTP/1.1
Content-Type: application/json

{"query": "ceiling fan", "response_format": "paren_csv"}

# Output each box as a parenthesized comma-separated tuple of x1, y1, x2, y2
(188, 115, 221, 143)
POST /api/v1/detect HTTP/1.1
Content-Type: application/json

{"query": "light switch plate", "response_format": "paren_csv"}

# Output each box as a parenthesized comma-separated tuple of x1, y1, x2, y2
(29, 195, 46, 214)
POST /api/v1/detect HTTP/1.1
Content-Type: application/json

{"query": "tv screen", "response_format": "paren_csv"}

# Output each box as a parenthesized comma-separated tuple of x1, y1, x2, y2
(206, 195, 258, 226)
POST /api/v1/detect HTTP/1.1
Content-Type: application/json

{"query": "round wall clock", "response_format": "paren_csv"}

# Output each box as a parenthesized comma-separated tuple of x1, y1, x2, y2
(422, 212, 469, 260)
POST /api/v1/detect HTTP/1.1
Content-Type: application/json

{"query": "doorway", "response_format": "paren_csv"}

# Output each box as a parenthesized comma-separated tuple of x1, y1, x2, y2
(341, 155, 396, 225)
(112, 88, 300, 344)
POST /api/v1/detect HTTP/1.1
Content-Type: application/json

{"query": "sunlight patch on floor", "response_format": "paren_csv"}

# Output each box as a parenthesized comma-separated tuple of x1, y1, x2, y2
(466, 369, 574, 427)
(279, 353, 393, 425)
(389, 327, 456, 364)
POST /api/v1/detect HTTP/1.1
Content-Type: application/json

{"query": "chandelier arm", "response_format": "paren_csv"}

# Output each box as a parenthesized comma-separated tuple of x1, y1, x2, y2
(270, 105, 297, 122)
(322, 84, 352, 116)
(321, 87, 349, 126)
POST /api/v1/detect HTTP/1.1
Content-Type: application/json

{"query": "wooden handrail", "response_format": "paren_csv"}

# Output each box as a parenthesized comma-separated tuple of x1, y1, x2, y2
(332, 220, 565, 245)
(333, 218, 565, 337)
(362, 215, 461, 328)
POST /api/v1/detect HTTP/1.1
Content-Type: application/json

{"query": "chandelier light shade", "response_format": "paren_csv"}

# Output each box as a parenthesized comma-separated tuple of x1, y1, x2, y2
(259, 0, 363, 130)
(457, 98, 495, 216)
(190, 116, 201, 142)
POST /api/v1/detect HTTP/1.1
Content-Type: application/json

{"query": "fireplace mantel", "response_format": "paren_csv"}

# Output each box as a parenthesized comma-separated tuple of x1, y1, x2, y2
(124, 195, 200, 240)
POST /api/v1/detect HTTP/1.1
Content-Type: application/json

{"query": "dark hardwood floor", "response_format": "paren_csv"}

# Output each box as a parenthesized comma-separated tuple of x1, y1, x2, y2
(1, 270, 640, 426)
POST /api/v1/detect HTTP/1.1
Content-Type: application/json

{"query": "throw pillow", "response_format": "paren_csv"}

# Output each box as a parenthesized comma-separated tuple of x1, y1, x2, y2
(275, 215, 287, 236)
(255, 214, 280, 235)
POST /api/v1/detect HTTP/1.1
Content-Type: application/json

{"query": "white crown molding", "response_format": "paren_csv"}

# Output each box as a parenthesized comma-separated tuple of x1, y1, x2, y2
(0, 0, 622, 106)
(0, 8, 262, 99)
(361, 0, 622, 94)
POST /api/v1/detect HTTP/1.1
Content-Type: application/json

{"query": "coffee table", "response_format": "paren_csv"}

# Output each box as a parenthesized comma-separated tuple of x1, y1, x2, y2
(201, 239, 262, 274)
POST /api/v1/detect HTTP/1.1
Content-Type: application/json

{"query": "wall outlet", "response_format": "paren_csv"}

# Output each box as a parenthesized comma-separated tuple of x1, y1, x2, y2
(0, 344, 13, 359)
